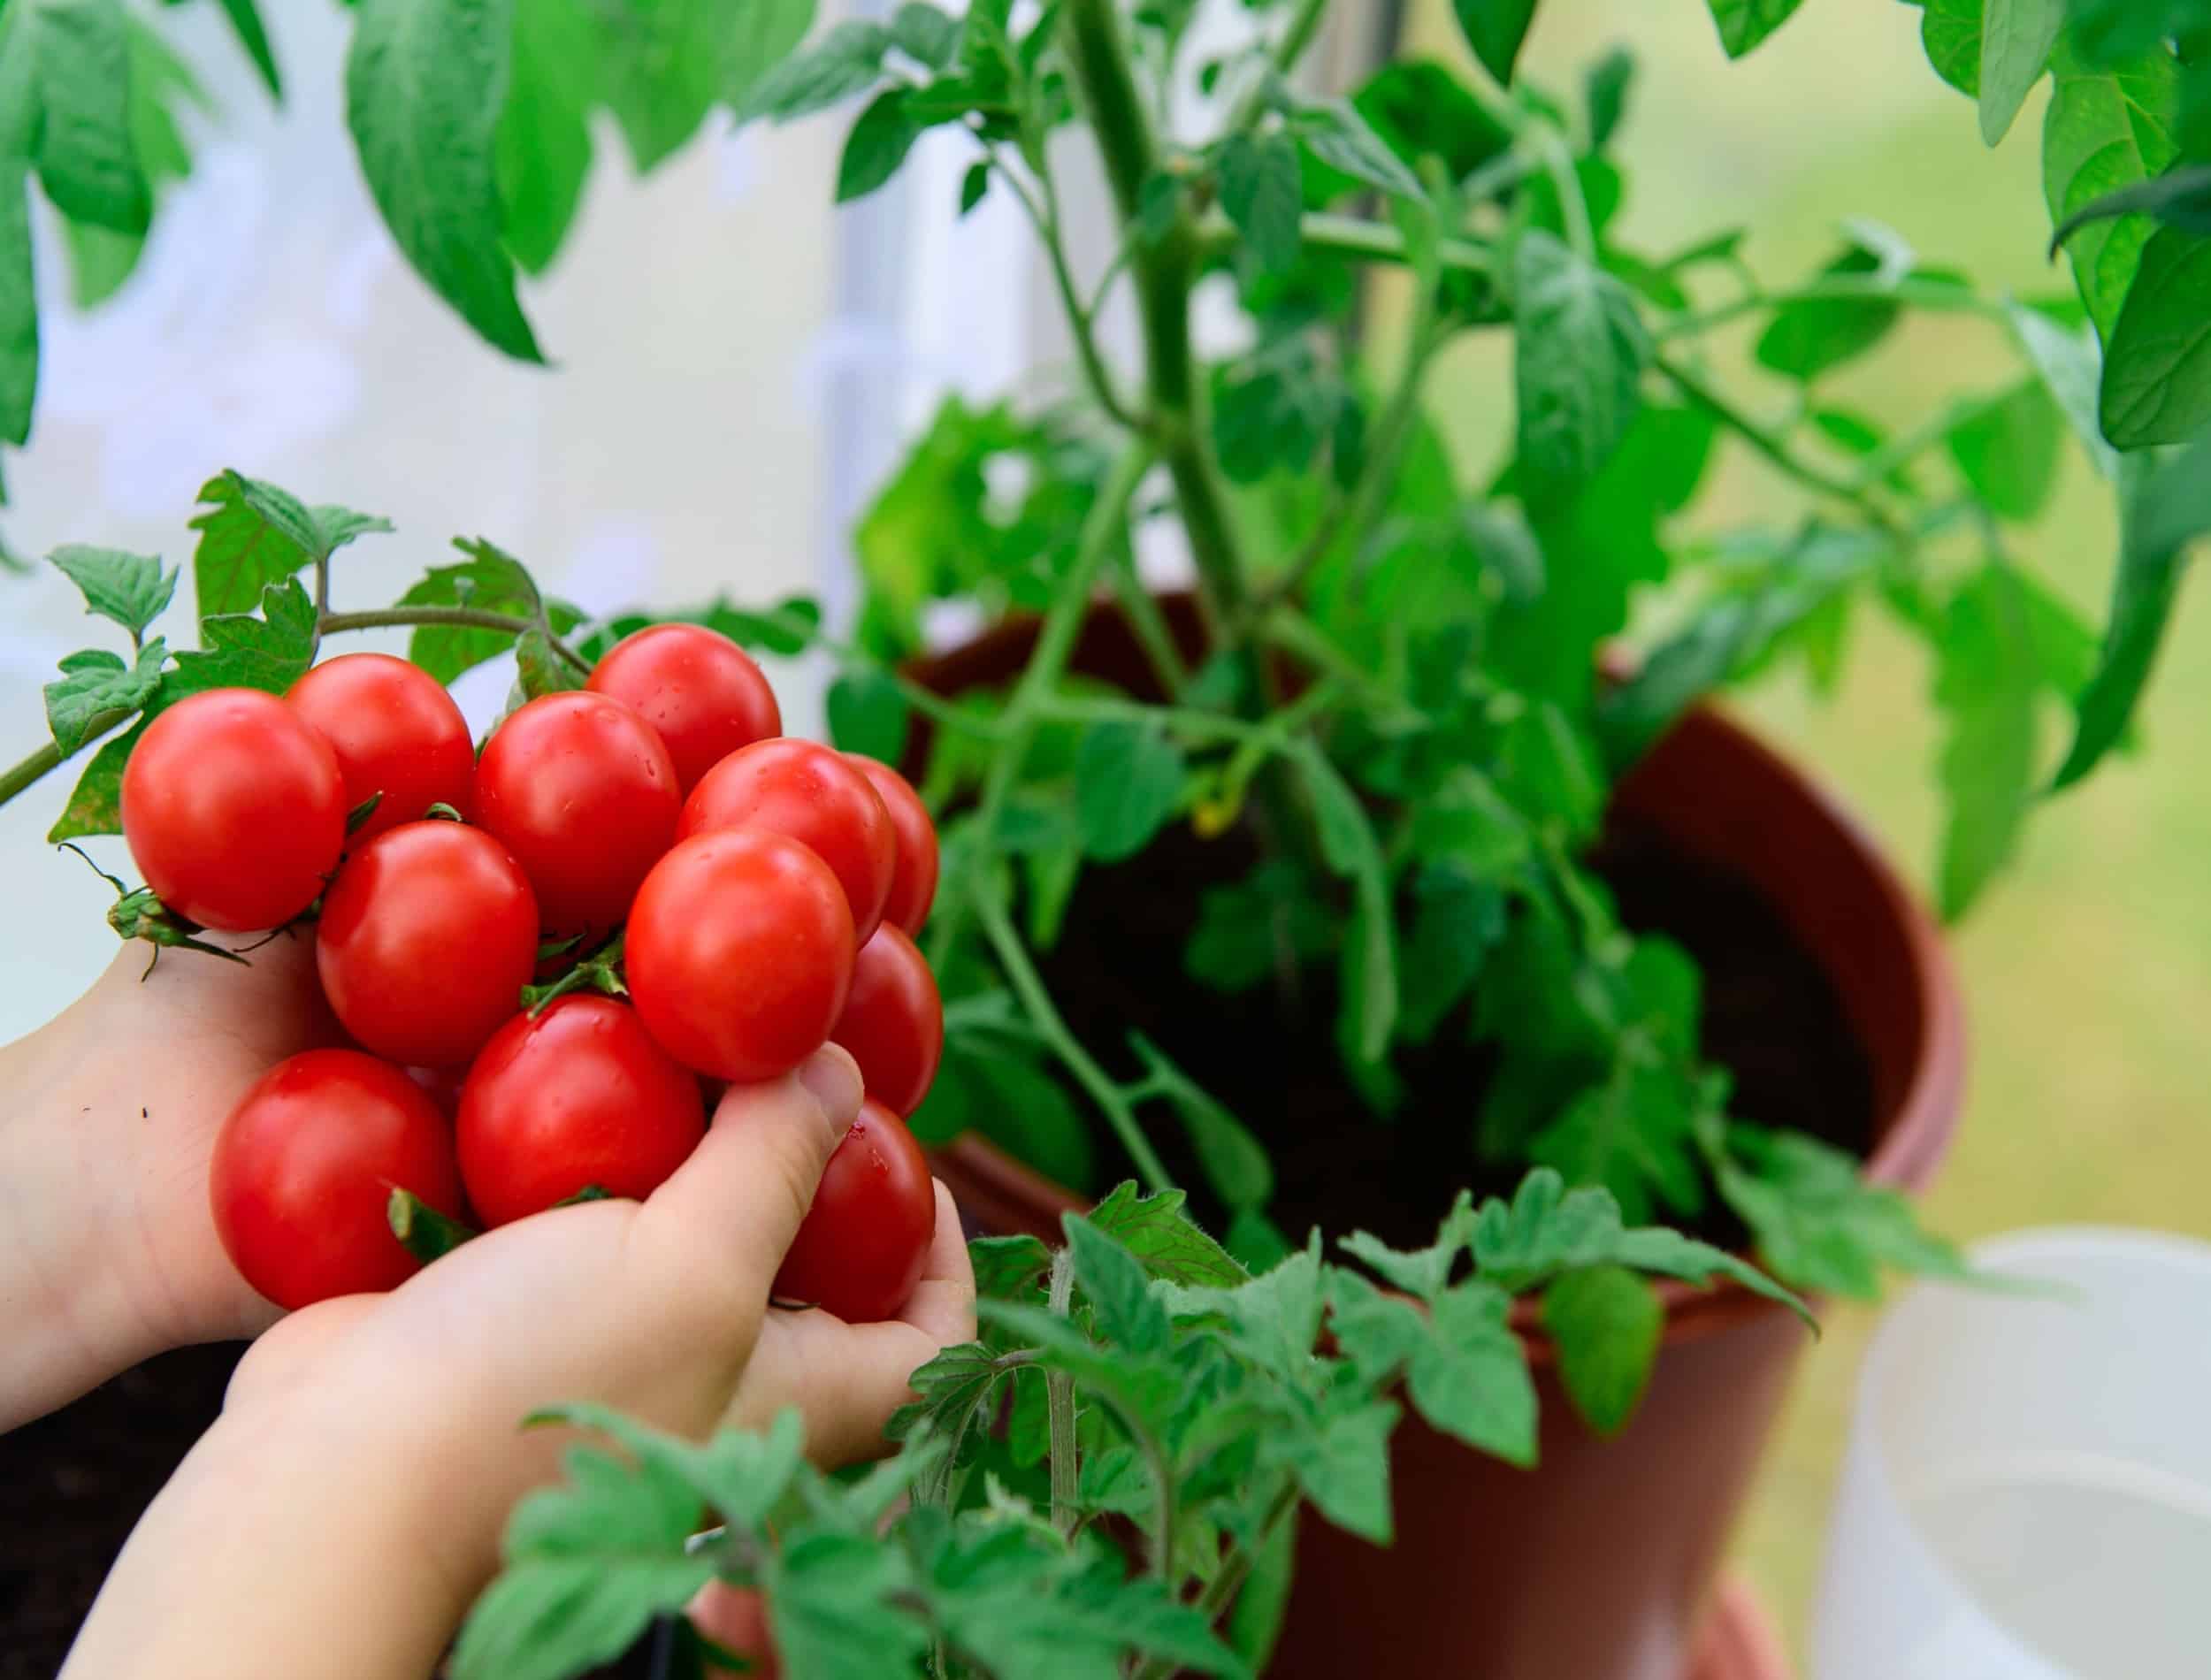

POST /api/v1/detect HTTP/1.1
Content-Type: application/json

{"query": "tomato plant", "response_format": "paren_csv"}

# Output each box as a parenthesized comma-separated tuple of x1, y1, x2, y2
(847, 756, 939, 934)
(316, 821, 539, 1070)
(287, 653, 476, 840)
(210, 1049, 465, 1311)
(679, 738, 896, 943)
(625, 829, 856, 1081)
(830, 925, 943, 1119)
(458, 996, 706, 1226)
(586, 623, 783, 793)
(119, 689, 347, 933)
(769, 1100, 936, 1325)
(473, 692, 681, 939)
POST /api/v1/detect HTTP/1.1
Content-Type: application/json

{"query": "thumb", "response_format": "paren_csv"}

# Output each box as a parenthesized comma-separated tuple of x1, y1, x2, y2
(644, 1045, 863, 1287)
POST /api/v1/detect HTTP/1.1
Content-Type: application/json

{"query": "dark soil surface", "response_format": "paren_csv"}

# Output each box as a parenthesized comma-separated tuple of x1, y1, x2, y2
(1037, 814, 1876, 1249)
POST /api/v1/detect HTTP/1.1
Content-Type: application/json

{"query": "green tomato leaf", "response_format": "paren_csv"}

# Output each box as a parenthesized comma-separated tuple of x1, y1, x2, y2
(398, 535, 557, 682)
(48, 544, 177, 641)
(32, 0, 149, 235)
(836, 88, 922, 203)
(891, 2, 958, 68)
(959, 159, 990, 215)
(1338, 1191, 1473, 1302)
(1087, 1181, 1246, 1287)
(1947, 379, 2062, 520)
(2054, 432, 2211, 790)
(346, 0, 544, 363)
(1529, 1060, 1705, 1227)
(593, 0, 746, 172)
(2049, 164, 2211, 248)
(1703, 0, 1805, 59)
(1513, 229, 1650, 508)
(1128, 1032, 1273, 1212)
(2043, 35, 2179, 341)
(1978, 0, 2063, 147)
(1468, 1167, 1625, 1294)
(189, 470, 307, 616)
(1755, 244, 1901, 381)
(1396, 866, 1505, 1044)
(738, 20, 891, 123)
(1290, 742, 1397, 1063)
(498, 0, 595, 275)
(49, 725, 138, 841)
(1584, 46, 1634, 150)
(826, 667, 912, 763)
(2007, 300, 2119, 477)
(172, 575, 319, 698)
(1451, 0, 1534, 87)
(515, 629, 582, 698)
(0, 156, 37, 447)
(1218, 131, 1302, 273)
(1063, 1214, 1173, 1355)
(214, 0, 283, 99)
(1404, 1276, 1537, 1466)
(43, 637, 164, 755)
(1707, 1122, 1970, 1300)
(1608, 1225, 1813, 1327)
(2099, 225, 2211, 448)
(1934, 562, 2048, 918)
(1542, 1264, 1662, 1438)
(1916, 0, 1980, 96)
(727, 0, 817, 113)
(1184, 859, 1333, 995)
(1073, 720, 1185, 862)
(1292, 99, 1425, 202)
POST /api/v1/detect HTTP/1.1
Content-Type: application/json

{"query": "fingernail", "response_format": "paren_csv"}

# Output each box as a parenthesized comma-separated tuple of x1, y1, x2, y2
(798, 1045, 862, 1134)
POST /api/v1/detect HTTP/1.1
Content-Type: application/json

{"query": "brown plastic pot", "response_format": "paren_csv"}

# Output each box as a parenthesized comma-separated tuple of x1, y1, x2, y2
(910, 598, 1964, 1680)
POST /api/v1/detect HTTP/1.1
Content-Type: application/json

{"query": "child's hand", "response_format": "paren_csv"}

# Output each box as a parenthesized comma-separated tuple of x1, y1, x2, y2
(65, 1046, 977, 1680)
(0, 931, 338, 1429)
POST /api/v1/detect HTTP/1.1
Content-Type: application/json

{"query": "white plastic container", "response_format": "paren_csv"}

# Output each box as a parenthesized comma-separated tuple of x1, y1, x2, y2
(1811, 1227, 2211, 1680)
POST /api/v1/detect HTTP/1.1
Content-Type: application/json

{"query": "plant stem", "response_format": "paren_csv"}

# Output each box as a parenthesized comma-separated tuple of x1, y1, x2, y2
(1193, 209, 1495, 281)
(1128, 1476, 1301, 1680)
(318, 605, 545, 639)
(1223, 0, 1329, 134)
(1656, 357, 1908, 540)
(1660, 275, 2014, 339)
(0, 706, 134, 810)
(992, 150, 1144, 431)
(1535, 126, 1595, 261)
(1062, 0, 1250, 635)
(1044, 1249, 1081, 1535)
(976, 880, 1174, 1193)
(1108, 545, 1190, 697)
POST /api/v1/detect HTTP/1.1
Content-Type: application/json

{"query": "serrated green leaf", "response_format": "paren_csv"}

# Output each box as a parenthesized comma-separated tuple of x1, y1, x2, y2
(1704, 0, 1804, 58)
(1513, 230, 1649, 508)
(2043, 36, 2179, 341)
(1282, 1397, 1397, 1541)
(827, 667, 912, 762)
(1293, 99, 1424, 202)
(515, 629, 582, 698)
(498, 0, 594, 275)
(1337, 60, 1511, 194)
(1529, 1060, 1704, 1226)
(1978, 0, 2062, 145)
(1607, 1225, 1811, 1325)
(1074, 721, 1185, 862)
(1338, 1191, 1472, 1302)
(1468, 1168, 1624, 1294)
(32, 0, 149, 235)
(2099, 225, 2211, 447)
(398, 535, 550, 682)
(1219, 131, 1302, 273)
(1087, 1182, 1246, 1287)
(738, 19, 890, 122)
(969, 1232, 1053, 1303)
(48, 545, 176, 641)
(1707, 1122, 1970, 1300)
(2054, 432, 2211, 789)
(1129, 1033, 1272, 1211)
(190, 471, 306, 617)
(1947, 379, 2062, 520)
(1452, 0, 1534, 86)
(1934, 562, 2044, 918)
(44, 637, 164, 755)
(1064, 1214, 1172, 1355)
(766, 1531, 929, 1680)
(347, 0, 543, 363)
(172, 576, 319, 698)
(836, 88, 922, 203)
(1542, 1264, 1661, 1437)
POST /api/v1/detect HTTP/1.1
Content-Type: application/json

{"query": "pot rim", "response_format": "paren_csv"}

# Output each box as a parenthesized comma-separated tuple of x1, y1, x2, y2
(913, 605, 1968, 1360)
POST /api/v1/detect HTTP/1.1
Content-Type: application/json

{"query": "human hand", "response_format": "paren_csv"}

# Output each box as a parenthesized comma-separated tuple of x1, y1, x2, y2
(63, 1046, 975, 1680)
(0, 931, 338, 1429)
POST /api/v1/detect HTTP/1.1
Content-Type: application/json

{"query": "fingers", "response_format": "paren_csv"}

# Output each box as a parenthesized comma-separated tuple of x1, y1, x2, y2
(897, 1181, 976, 1347)
(224, 1293, 379, 1413)
(642, 1046, 862, 1290)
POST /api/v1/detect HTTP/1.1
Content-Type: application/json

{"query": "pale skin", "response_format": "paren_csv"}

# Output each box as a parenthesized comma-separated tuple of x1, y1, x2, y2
(0, 931, 975, 1678)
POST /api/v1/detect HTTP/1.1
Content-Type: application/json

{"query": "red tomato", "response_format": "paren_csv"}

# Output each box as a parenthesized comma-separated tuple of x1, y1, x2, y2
(210, 1049, 464, 1311)
(772, 1102, 935, 1323)
(830, 925, 943, 1117)
(119, 688, 346, 932)
(287, 653, 475, 840)
(626, 830, 855, 1081)
(678, 738, 895, 943)
(585, 623, 782, 794)
(473, 692, 680, 938)
(317, 821, 539, 1068)
(457, 996, 705, 1226)
(845, 756, 937, 933)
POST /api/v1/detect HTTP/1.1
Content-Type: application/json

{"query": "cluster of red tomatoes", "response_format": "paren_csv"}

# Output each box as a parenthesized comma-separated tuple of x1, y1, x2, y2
(119, 624, 944, 1325)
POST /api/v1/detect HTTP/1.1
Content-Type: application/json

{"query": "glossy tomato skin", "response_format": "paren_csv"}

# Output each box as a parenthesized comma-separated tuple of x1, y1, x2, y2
(678, 738, 894, 943)
(120, 688, 347, 931)
(845, 755, 938, 933)
(585, 623, 782, 794)
(457, 996, 705, 1226)
(210, 1049, 464, 1311)
(772, 1101, 935, 1323)
(473, 691, 681, 938)
(626, 829, 855, 1081)
(317, 821, 539, 1068)
(830, 925, 943, 1117)
(287, 653, 475, 840)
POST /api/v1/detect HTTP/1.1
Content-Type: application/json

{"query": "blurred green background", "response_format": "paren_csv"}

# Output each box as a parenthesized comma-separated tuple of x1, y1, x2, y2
(1393, 0, 2211, 1657)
